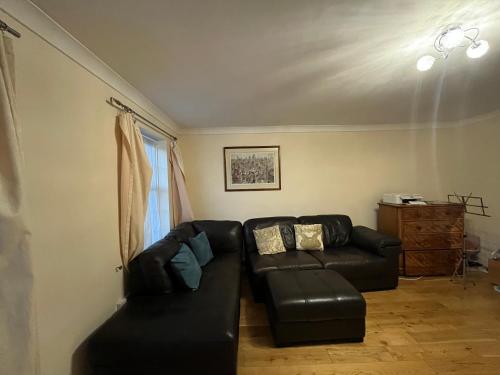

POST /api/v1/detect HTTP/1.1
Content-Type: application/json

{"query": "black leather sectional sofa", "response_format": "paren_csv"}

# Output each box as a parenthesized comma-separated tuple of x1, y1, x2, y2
(244, 215, 401, 301)
(83, 214, 400, 374)
(84, 221, 243, 375)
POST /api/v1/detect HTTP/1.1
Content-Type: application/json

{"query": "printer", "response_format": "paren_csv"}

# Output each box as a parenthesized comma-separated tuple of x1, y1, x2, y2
(382, 193, 425, 205)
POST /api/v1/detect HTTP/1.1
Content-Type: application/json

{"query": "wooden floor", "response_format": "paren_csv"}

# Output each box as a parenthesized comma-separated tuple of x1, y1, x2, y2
(238, 271, 500, 374)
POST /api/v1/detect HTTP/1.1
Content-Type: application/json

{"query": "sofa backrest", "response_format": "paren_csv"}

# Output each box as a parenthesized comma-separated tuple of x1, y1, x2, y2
(127, 236, 182, 296)
(242, 214, 353, 254)
(127, 220, 243, 296)
(243, 216, 298, 253)
(192, 220, 244, 255)
(298, 215, 352, 248)
(165, 221, 197, 243)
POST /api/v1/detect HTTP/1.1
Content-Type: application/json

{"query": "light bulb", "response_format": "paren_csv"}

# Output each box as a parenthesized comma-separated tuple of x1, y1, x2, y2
(416, 55, 436, 71)
(466, 40, 489, 58)
(440, 27, 465, 49)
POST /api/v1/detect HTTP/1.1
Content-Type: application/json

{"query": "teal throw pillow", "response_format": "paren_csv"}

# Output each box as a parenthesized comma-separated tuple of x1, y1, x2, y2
(170, 244, 202, 290)
(188, 232, 214, 267)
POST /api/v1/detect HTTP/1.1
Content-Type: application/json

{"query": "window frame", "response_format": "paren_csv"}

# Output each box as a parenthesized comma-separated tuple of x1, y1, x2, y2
(141, 127, 171, 249)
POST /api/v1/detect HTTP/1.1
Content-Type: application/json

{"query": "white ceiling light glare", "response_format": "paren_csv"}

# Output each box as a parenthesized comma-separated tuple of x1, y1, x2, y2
(416, 55, 436, 71)
(440, 26, 465, 49)
(466, 40, 490, 59)
(416, 24, 489, 71)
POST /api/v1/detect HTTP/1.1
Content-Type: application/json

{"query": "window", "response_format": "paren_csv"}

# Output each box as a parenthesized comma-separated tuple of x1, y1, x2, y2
(142, 132, 170, 248)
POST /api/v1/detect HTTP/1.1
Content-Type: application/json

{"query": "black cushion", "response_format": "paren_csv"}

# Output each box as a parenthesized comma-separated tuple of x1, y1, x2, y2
(298, 215, 353, 247)
(127, 236, 182, 296)
(248, 251, 322, 275)
(244, 216, 298, 253)
(351, 225, 401, 254)
(193, 220, 243, 255)
(166, 221, 197, 243)
(86, 252, 241, 374)
(309, 245, 387, 279)
(266, 269, 366, 322)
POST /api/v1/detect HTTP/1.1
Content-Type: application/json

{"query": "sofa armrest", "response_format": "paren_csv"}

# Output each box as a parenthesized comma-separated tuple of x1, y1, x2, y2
(351, 226, 401, 257)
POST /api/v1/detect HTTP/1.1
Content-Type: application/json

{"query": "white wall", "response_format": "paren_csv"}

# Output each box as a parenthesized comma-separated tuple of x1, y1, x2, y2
(181, 118, 500, 264)
(180, 130, 421, 227)
(1, 10, 175, 375)
(416, 115, 500, 264)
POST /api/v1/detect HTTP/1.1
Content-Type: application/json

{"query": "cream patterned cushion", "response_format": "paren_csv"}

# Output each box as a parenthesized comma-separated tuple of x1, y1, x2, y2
(253, 225, 286, 255)
(294, 224, 324, 251)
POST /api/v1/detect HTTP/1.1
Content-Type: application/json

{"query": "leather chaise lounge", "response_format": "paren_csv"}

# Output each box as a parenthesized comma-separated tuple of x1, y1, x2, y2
(84, 221, 243, 375)
(243, 215, 401, 302)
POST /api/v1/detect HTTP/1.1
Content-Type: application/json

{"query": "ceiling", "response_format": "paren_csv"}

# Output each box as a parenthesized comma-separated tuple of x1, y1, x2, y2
(32, 0, 500, 128)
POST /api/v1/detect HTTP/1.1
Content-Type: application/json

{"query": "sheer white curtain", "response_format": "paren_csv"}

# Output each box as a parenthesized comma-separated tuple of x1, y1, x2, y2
(0, 34, 38, 375)
(143, 136, 170, 248)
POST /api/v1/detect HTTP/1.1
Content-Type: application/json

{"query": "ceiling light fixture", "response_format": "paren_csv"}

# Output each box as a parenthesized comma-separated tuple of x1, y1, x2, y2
(416, 24, 489, 71)
(416, 55, 436, 71)
(439, 26, 465, 50)
(466, 40, 489, 59)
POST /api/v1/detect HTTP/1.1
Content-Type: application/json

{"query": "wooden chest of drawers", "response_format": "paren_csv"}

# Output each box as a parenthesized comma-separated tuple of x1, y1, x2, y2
(377, 203, 464, 276)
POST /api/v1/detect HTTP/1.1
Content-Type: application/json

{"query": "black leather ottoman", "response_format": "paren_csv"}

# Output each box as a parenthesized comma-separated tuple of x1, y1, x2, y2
(265, 269, 366, 346)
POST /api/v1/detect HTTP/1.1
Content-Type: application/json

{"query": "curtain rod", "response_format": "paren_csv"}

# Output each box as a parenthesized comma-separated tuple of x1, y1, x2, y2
(0, 19, 21, 38)
(107, 97, 177, 141)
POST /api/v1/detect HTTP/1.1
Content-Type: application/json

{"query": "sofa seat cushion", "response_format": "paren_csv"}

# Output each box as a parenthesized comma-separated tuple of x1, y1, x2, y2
(249, 251, 322, 275)
(86, 252, 241, 370)
(309, 246, 387, 279)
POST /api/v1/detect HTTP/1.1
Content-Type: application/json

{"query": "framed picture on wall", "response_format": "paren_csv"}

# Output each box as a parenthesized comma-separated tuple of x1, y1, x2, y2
(223, 146, 281, 191)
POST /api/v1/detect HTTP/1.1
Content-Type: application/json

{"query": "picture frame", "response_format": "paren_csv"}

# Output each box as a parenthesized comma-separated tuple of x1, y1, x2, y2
(223, 146, 281, 191)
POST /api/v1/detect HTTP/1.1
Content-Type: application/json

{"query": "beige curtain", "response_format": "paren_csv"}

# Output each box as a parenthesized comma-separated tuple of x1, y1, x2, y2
(118, 113, 152, 266)
(0, 35, 38, 375)
(169, 141, 194, 227)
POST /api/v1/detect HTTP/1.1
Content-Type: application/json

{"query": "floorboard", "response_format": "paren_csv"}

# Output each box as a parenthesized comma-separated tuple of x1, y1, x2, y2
(238, 271, 500, 374)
